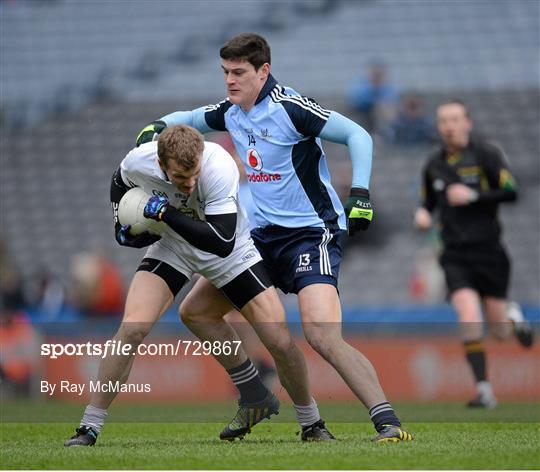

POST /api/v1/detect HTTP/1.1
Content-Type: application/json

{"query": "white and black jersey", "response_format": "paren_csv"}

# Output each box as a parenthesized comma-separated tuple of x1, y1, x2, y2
(117, 141, 261, 288)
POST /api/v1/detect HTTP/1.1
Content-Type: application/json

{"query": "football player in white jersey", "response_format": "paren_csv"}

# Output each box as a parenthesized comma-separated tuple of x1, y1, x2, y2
(65, 125, 331, 447)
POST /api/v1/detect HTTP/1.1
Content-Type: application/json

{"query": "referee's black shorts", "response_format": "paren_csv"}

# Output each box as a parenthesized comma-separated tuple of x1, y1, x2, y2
(439, 242, 510, 299)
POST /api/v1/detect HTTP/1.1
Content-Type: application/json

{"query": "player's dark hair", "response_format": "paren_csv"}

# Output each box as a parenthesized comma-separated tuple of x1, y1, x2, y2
(158, 125, 204, 171)
(220, 33, 271, 70)
(438, 98, 470, 117)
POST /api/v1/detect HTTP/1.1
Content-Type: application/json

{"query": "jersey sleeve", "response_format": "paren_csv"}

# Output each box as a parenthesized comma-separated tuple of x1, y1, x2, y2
(482, 143, 517, 191)
(203, 99, 234, 132)
(280, 94, 331, 137)
(476, 142, 518, 203)
(200, 147, 239, 215)
(319, 111, 372, 189)
(161, 107, 212, 133)
(119, 148, 143, 189)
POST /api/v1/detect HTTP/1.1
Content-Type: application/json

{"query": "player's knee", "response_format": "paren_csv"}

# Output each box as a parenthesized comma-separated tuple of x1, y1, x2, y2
(116, 322, 151, 346)
(304, 330, 337, 359)
(265, 336, 295, 360)
(179, 299, 201, 325)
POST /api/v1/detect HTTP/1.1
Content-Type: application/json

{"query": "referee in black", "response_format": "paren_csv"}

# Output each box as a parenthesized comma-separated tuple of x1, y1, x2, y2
(414, 99, 534, 408)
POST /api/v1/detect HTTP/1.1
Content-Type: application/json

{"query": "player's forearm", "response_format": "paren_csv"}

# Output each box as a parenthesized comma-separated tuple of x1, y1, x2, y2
(161, 208, 236, 257)
(161, 107, 213, 134)
(318, 111, 372, 189)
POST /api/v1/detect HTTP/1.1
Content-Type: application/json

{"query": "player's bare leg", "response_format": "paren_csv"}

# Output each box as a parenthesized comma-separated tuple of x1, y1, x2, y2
(240, 286, 312, 406)
(64, 271, 175, 446)
(182, 277, 311, 405)
(299, 284, 386, 406)
(298, 283, 411, 442)
(181, 277, 279, 440)
(180, 276, 246, 370)
(181, 276, 332, 440)
(241, 287, 334, 440)
(224, 309, 277, 387)
(91, 271, 174, 408)
(451, 288, 497, 408)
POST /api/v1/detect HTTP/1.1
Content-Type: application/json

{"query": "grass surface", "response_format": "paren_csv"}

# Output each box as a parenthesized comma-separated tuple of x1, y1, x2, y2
(1, 402, 539, 469)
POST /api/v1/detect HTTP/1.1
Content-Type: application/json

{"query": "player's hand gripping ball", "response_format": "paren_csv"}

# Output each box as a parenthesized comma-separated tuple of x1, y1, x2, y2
(115, 224, 161, 248)
(143, 196, 169, 221)
(118, 187, 166, 236)
(345, 187, 373, 236)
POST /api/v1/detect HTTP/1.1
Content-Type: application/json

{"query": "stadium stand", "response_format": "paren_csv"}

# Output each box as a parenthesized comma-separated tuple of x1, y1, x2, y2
(1, 0, 538, 312)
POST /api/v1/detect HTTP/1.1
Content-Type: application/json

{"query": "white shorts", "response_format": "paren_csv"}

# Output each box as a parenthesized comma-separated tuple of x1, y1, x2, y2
(144, 235, 262, 289)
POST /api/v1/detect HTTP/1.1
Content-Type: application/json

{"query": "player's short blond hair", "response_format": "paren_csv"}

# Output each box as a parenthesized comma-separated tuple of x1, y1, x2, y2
(157, 125, 204, 170)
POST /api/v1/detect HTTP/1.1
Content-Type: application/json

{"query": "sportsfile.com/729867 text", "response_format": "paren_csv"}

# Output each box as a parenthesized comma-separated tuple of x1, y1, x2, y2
(40, 340, 242, 359)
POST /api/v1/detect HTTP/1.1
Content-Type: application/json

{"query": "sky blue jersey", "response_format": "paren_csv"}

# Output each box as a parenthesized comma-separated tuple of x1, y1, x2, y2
(161, 75, 372, 231)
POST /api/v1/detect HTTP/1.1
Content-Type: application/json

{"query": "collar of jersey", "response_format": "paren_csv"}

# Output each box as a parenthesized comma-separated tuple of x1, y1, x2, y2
(254, 74, 278, 106)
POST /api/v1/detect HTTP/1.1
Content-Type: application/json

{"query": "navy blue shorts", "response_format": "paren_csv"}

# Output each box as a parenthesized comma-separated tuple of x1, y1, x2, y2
(251, 225, 345, 294)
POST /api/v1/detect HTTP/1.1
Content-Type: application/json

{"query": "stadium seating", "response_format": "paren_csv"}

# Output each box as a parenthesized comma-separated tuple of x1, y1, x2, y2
(2, 0, 538, 128)
(1, 0, 538, 311)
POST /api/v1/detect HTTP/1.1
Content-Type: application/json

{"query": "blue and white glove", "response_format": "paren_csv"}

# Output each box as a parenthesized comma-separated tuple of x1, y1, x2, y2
(144, 196, 169, 221)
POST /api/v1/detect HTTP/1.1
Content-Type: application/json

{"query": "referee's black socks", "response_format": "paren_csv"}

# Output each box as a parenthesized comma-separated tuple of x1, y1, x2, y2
(464, 339, 487, 382)
(227, 359, 269, 403)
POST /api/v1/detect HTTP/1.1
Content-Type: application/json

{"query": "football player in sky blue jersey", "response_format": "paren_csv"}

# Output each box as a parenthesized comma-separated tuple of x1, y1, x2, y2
(137, 33, 412, 443)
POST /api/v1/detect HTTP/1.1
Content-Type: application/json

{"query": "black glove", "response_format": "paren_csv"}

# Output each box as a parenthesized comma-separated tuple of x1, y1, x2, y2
(344, 188, 373, 236)
(135, 120, 166, 147)
(115, 224, 161, 248)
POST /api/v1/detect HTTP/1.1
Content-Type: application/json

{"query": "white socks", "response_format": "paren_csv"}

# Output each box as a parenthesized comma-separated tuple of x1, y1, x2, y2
(477, 381, 495, 399)
(507, 301, 524, 324)
(81, 404, 108, 433)
(293, 397, 320, 427)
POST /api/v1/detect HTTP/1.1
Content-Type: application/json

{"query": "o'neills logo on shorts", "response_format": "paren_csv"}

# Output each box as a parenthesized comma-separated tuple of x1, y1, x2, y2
(247, 172, 282, 182)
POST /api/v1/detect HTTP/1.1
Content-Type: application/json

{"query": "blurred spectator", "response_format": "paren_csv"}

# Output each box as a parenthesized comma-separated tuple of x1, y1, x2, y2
(0, 289, 41, 397)
(70, 250, 125, 318)
(0, 239, 41, 396)
(0, 238, 26, 311)
(347, 61, 400, 135)
(26, 269, 67, 319)
(385, 95, 437, 146)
